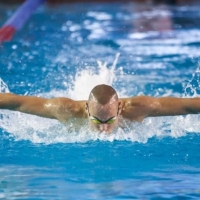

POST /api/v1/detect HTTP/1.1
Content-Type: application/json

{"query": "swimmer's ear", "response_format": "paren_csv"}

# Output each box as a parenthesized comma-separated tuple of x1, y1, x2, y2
(85, 103, 88, 111)
(118, 102, 122, 114)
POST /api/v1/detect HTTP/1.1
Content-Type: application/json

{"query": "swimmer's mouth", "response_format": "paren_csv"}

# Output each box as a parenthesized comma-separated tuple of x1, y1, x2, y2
(99, 130, 112, 134)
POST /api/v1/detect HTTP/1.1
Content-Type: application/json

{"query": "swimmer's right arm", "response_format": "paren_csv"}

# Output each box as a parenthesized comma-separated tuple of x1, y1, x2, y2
(0, 93, 80, 121)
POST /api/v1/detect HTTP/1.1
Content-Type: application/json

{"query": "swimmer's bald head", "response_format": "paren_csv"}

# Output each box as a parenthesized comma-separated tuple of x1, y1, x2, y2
(88, 84, 118, 105)
(87, 84, 120, 133)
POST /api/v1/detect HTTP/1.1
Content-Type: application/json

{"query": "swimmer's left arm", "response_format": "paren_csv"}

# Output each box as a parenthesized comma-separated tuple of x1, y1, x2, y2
(146, 97, 200, 117)
(126, 96, 200, 122)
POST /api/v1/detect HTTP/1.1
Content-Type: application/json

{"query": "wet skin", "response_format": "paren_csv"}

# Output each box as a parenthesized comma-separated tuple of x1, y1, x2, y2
(86, 99, 121, 133)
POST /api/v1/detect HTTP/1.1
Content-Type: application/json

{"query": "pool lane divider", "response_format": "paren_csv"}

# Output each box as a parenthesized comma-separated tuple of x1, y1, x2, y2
(0, 0, 46, 43)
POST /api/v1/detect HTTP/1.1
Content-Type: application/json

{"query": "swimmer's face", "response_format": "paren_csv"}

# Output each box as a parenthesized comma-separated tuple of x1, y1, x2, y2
(86, 100, 121, 133)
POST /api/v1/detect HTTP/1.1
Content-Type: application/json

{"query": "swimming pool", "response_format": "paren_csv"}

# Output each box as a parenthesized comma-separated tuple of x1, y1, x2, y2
(1, 2, 200, 199)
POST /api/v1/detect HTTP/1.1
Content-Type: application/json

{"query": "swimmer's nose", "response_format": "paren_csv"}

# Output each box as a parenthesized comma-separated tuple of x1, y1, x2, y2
(99, 124, 108, 132)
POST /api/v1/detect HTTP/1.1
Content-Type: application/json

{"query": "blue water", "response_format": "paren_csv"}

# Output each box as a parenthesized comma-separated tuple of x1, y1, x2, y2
(1, 2, 200, 199)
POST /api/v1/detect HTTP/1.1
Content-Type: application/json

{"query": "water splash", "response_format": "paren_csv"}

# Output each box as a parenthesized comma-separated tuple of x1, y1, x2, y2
(184, 61, 200, 96)
(0, 55, 200, 144)
(0, 78, 10, 93)
(0, 54, 125, 144)
(68, 53, 120, 100)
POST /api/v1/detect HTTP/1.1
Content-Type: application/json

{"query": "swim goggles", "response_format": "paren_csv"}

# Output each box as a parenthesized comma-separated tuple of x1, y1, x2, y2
(87, 104, 119, 124)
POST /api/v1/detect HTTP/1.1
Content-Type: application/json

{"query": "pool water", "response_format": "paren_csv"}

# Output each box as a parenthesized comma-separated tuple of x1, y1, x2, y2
(1, 2, 200, 199)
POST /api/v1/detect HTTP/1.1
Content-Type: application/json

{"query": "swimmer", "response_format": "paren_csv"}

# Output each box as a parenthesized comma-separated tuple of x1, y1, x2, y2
(0, 84, 200, 133)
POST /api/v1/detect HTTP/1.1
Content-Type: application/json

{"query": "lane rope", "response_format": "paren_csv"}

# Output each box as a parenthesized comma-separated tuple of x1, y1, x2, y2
(0, 0, 46, 43)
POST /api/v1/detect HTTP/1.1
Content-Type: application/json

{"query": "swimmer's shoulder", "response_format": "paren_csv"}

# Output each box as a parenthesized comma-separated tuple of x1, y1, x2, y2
(61, 98, 87, 117)
(47, 97, 87, 119)
(119, 96, 142, 108)
(119, 96, 156, 122)
(119, 95, 155, 107)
